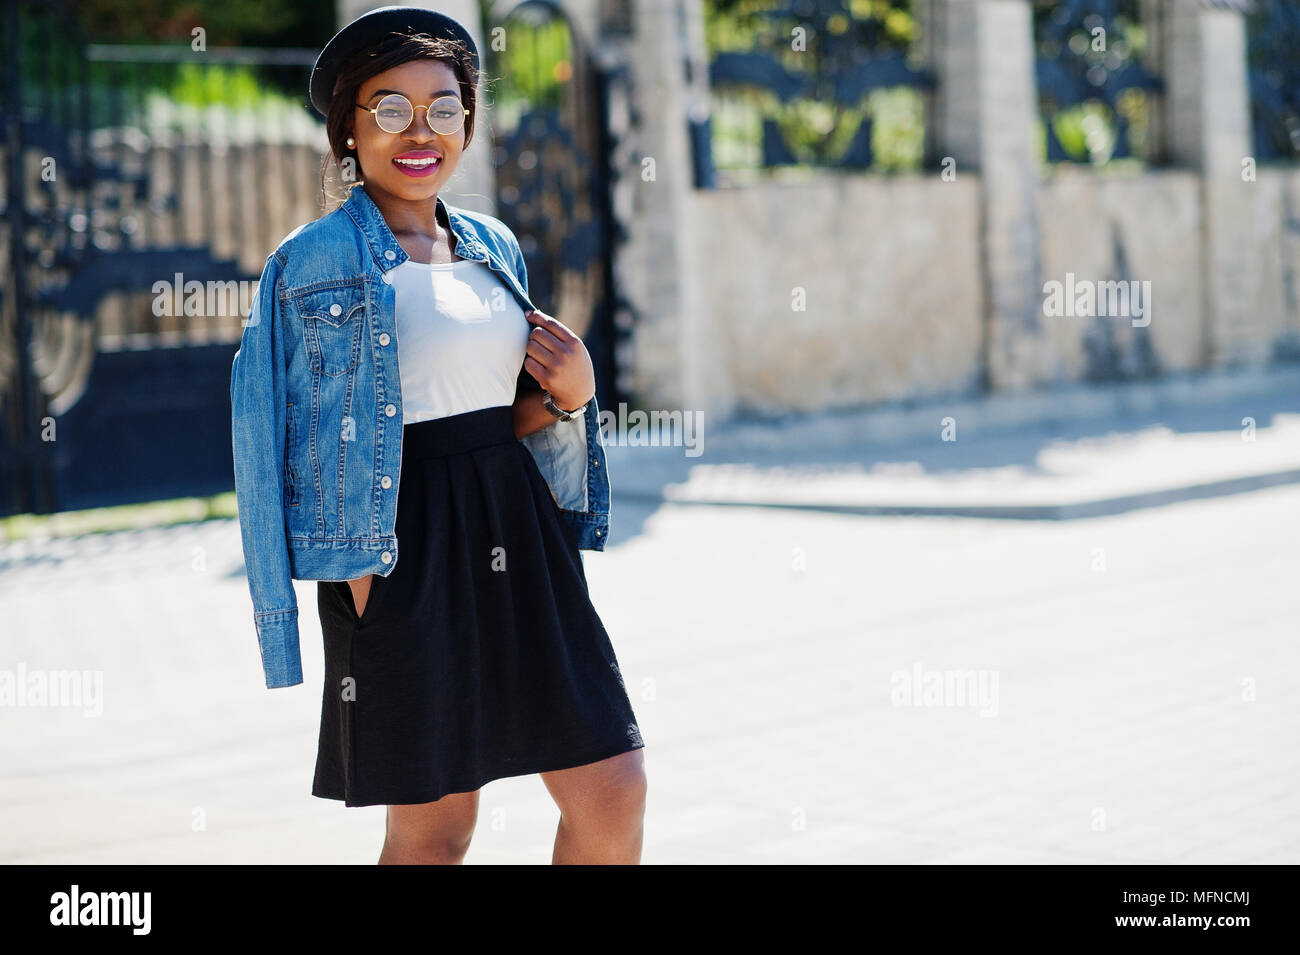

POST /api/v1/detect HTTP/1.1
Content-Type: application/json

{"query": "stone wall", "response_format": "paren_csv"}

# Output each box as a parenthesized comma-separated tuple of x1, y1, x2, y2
(695, 174, 984, 415)
(1036, 169, 1205, 379)
(684, 162, 1300, 416)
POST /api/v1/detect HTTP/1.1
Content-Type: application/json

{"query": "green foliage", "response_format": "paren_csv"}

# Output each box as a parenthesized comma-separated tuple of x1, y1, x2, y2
(68, 60, 307, 135)
(482, 10, 573, 122)
(14, 0, 319, 134)
(866, 86, 923, 170)
(167, 62, 267, 109)
(71, 0, 326, 47)
(706, 0, 916, 56)
(1052, 105, 1100, 160)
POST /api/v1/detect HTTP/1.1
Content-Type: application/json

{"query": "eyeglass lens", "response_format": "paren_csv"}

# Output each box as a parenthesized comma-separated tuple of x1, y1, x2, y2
(374, 93, 465, 135)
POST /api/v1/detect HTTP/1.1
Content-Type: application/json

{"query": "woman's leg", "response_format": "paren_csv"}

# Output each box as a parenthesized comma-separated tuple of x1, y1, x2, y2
(380, 790, 481, 865)
(541, 749, 647, 864)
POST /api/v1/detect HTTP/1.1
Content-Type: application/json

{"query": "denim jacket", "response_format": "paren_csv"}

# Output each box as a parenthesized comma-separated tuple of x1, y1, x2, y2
(230, 183, 611, 689)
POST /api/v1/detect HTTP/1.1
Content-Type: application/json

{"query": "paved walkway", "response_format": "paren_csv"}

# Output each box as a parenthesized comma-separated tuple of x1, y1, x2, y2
(604, 367, 1300, 518)
(1, 371, 1297, 863)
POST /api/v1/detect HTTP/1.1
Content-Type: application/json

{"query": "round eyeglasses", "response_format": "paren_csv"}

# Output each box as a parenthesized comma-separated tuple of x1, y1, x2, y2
(355, 93, 469, 136)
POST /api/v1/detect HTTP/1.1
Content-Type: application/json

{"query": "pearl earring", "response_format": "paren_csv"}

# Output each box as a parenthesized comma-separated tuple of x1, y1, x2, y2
(346, 137, 355, 148)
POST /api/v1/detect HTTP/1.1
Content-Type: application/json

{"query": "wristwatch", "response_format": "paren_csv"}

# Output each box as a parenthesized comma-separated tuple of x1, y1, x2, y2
(541, 390, 583, 421)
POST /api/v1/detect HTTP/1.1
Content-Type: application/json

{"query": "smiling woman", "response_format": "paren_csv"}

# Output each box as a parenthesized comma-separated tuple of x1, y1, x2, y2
(227, 5, 646, 866)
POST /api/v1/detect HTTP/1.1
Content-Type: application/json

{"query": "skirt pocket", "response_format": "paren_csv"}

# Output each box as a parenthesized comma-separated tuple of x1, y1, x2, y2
(340, 573, 385, 628)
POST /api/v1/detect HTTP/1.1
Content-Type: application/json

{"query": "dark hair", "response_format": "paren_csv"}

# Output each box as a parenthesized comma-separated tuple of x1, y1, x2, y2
(318, 32, 481, 211)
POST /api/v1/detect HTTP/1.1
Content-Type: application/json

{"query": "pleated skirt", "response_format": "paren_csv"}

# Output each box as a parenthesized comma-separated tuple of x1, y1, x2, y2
(312, 403, 643, 807)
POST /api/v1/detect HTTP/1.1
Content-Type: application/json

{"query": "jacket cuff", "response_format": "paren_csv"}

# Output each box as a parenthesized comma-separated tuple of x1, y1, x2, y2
(254, 609, 303, 689)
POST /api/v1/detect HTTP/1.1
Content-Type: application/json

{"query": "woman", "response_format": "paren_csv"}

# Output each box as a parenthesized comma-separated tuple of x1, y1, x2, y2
(230, 6, 645, 864)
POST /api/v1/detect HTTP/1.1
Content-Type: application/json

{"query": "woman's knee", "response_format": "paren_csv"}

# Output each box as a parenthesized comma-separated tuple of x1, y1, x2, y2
(383, 791, 479, 862)
(552, 749, 647, 821)
(612, 753, 648, 817)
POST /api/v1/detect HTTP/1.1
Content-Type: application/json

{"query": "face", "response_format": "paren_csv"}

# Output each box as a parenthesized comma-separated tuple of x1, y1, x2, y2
(349, 58, 467, 201)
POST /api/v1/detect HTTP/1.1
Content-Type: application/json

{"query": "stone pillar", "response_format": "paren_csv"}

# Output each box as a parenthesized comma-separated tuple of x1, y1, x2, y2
(336, 0, 496, 215)
(1149, 0, 1260, 367)
(618, 0, 727, 417)
(925, 0, 1046, 392)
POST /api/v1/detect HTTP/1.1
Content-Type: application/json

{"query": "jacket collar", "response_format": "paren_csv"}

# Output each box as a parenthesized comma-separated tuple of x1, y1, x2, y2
(341, 183, 487, 271)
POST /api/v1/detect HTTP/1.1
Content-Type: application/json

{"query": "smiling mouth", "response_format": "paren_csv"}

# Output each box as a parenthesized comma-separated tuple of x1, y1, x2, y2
(393, 156, 441, 168)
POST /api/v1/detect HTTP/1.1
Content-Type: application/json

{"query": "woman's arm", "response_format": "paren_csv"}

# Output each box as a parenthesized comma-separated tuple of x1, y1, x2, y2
(513, 389, 559, 439)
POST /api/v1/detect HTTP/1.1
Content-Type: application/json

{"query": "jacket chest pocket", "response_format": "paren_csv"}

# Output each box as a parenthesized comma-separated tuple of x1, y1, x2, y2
(296, 285, 366, 377)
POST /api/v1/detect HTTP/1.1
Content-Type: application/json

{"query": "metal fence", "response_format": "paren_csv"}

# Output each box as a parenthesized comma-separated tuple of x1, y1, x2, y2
(704, 0, 933, 178)
(1033, 0, 1162, 165)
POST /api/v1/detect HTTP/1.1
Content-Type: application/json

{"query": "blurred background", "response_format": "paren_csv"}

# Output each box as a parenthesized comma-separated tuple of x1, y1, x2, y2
(0, 0, 1297, 864)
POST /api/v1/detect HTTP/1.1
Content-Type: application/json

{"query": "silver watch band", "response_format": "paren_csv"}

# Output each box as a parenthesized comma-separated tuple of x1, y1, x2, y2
(541, 390, 581, 421)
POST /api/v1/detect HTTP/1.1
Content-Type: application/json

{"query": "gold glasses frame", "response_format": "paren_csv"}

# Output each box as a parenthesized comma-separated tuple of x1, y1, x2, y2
(355, 93, 469, 136)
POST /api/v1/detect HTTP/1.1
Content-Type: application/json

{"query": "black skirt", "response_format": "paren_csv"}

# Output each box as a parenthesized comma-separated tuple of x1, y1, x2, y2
(312, 403, 644, 807)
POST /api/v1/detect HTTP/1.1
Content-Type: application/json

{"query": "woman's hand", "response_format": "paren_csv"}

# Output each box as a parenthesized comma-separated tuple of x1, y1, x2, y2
(522, 309, 595, 412)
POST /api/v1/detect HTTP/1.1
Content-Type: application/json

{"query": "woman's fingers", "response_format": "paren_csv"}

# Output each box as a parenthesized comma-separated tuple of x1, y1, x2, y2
(524, 311, 574, 374)
(523, 352, 550, 384)
(525, 308, 577, 344)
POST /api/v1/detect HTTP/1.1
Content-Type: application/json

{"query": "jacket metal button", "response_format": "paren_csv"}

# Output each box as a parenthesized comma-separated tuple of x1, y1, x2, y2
(385, 403, 396, 417)
(385, 249, 396, 260)
(592, 458, 600, 467)
(329, 303, 342, 316)
(380, 475, 392, 489)
(382, 272, 392, 284)
(380, 550, 392, 564)
(595, 528, 603, 536)
(379, 333, 390, 346)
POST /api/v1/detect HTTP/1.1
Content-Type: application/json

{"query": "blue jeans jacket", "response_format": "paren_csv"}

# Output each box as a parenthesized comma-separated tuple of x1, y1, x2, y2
(230, 184, 612, 689)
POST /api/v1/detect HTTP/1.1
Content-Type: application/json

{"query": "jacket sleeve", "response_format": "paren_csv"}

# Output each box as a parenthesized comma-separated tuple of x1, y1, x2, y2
(230, 249, 303, 689)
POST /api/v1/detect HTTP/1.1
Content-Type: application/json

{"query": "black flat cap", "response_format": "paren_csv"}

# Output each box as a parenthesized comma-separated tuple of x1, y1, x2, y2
(309, 5, 480, 118)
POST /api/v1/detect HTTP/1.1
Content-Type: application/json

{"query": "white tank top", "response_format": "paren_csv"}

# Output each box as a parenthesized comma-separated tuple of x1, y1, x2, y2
(388, 257, 531, 424)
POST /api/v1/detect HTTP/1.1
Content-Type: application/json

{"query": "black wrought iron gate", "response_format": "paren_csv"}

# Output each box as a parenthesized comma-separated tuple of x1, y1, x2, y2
(485, 0, 622, 415)
(0, 0, 318, 517)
